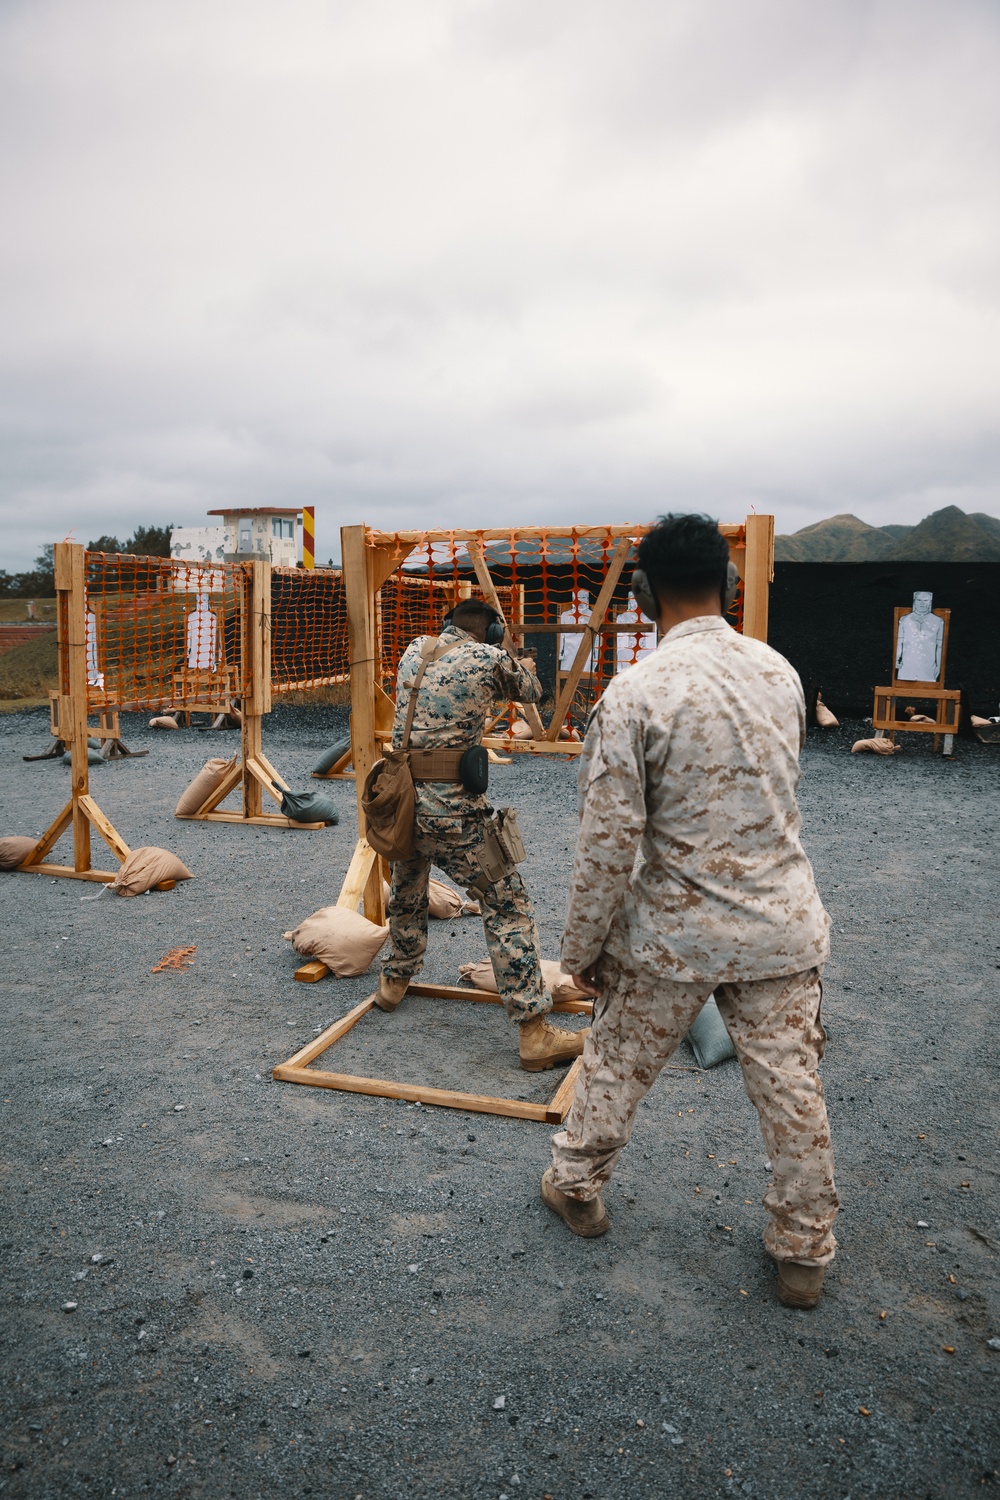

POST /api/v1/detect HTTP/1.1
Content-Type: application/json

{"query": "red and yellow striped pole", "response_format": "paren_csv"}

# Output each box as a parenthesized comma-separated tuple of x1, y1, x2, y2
(302, 506, 315, 569)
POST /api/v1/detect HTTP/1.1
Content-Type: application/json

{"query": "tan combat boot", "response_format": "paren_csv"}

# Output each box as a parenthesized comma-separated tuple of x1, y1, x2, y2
(540, 1167, 610, 1237)
(518, 1016, 589, 1072)
(774, 1260, 826, 1309)
(368, 976, 409, 1013)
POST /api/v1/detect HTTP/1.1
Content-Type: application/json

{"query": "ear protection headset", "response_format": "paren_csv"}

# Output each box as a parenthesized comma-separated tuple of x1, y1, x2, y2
(630, 560, 740, 623)
(443, 603, 505, 646)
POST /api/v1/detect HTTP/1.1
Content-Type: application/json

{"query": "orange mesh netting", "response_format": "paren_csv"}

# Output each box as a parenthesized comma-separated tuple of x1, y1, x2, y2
(368, 526, 746, 734)
(83, 553, 252, 713)
(271, 567, 349, 693)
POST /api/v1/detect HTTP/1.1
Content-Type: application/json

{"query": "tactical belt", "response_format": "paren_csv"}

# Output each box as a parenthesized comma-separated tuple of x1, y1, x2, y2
(409, 748, 468, 783)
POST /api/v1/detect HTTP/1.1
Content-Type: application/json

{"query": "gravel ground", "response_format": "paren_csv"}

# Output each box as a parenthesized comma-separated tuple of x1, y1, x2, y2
(0, 703, 998, 1500)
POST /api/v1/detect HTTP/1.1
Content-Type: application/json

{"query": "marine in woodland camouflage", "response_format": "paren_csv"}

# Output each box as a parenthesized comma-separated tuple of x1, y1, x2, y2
(381, 626, 550, 1023)
(551, 615, 838, 1264)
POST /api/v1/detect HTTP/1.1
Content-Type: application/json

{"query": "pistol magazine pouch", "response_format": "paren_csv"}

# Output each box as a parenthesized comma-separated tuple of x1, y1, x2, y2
(470, 807, 526, 896)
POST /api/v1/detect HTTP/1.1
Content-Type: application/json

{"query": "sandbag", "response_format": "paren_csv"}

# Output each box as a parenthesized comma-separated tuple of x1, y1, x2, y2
(540, 961, 591, 1002)
(0, 835, 38, 870)
(175, 756, 238, 817)
(279, 788, 339, 825)
(149, 716, 179, 729)
(459, 957, 588, 1002)
(284, 905, 389, 977)
(313, 738, 351, 776)
(109, 846, 194, 897)
(507, 719, 533, 740)
(62, 748, 103, 765)
(971, 715, 991, 728)
(815, 696, 839, 728)
(686, 995, 736, 1069)
(428, 878, 479, 919)
(851, 737, 899, 755)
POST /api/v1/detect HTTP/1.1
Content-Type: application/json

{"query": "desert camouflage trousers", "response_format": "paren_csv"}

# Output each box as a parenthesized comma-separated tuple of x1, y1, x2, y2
(550, 951, 838, 1265)
(381, 808, 550, 1024)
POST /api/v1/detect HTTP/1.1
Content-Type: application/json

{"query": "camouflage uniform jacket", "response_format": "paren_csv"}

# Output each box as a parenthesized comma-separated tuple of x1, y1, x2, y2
(392, 625, 542, 819)
(562, 615, 830, 983)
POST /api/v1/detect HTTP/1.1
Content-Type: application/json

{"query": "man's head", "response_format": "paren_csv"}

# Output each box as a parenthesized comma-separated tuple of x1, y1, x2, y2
(445, 598, 504, 644)
(912, 590, 932, 618)
(634, 514, 732, 624)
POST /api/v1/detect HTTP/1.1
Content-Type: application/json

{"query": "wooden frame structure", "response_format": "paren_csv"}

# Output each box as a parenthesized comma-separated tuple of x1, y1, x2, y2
(17, 543, 132, 882)
(273, 980, 592, 1123)
(274, 514, 773, 1116)
(872, 606, 959, 754)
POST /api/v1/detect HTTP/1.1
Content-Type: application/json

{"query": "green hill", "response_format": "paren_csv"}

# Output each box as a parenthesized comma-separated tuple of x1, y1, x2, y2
(774, 505, 1000, 561)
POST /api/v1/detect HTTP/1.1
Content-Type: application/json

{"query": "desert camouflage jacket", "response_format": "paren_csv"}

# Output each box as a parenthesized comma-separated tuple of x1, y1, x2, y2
(561, 615, 831, 983)
(392, 625, 542, 818)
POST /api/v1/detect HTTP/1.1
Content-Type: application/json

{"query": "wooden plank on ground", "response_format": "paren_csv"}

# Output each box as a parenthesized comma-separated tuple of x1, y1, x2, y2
(21, 864, 118, 881)
(294, 959, 330, 983)
(272, 1065, 554, 1122)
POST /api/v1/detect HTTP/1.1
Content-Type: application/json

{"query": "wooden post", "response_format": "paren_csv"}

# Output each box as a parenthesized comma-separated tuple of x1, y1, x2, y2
(240, 560, 272, 819)
(742, 514, 774, 642)
(342, 524, 385, 923)
(54, 543, 92, 872)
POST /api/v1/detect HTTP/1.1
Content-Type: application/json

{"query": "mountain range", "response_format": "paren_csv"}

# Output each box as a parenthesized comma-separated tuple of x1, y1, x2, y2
(774, 505, 1000, 562)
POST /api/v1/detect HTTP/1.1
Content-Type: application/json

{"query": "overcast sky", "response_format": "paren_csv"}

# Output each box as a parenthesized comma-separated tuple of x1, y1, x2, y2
(1, 0, 998, 570)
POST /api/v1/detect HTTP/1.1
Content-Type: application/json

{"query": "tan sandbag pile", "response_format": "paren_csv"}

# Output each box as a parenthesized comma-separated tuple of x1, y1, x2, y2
(175, 756, 238, 817)
(815, 694, 839, 728)
(428, 879, 479, 918)
(149, 715, 179, 729)
(109, 847, 194, 897)
(971, 715, 991, 729)
(459, 958, 590, 1002)
(284, 905, 389, 977)
(0, 835, 38, 870)
(851, 737, 900, 755)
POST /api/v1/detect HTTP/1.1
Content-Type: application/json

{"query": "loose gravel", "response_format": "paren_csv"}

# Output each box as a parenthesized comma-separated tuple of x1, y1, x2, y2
(0, 704, 998, 1499)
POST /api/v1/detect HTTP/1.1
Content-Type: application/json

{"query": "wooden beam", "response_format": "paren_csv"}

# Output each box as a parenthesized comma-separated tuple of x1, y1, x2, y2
(406, 981, 592, 1015)
(277, 995, 377, 1069)
(187, 810, 325, 828)
(20, 864, 118, 882)
(481, 736, 584, 756)
(294, 959, 330, 983)
(20, 799, 73, 868)
(78, 794, 131, 863)
(336, 837, 379, 912)
(545, 535, 633, 740)
(370, 541, 415, 593)
(58, 543, 91, 872)
(548, 1055, 584, 1119)
(742, 514, 774, 642)
(465, 540, 545, 739)
(367, 525, 744, 545)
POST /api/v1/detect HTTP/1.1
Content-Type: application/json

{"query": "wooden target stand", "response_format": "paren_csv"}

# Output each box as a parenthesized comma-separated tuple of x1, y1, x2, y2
(174, 561, 325, 829)
(273, 515, 774, 1119)
(18, 543, 133, 883)
(872, 607, 959, 756)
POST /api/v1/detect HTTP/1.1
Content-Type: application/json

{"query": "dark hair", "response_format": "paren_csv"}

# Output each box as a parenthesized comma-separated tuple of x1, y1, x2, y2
(448, 598, 500, 633)
(636, 513, 729, 603)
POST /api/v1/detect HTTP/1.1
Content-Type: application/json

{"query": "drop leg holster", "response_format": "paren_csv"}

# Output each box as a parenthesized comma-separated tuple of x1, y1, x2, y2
(468, 807, 527, 898)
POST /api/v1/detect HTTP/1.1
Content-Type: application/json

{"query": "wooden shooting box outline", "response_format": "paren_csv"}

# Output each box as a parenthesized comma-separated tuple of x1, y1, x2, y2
(272, 980, 593, 1124)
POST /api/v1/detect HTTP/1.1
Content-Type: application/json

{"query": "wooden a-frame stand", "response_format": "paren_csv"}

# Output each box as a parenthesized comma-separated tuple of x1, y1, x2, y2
(18, 543, 132, 882)
(872, 606, 959, 756)
(174, 560, 326, 829)
(274, 516, 772, 1119)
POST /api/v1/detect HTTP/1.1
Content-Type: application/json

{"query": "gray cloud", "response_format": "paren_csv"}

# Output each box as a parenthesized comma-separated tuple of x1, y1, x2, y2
(1, 0, 998, 568)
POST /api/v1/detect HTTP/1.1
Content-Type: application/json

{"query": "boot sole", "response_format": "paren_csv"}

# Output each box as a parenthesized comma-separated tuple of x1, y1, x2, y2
(519, 1052, 582, 1072)
(540, 1173, 610, 1238)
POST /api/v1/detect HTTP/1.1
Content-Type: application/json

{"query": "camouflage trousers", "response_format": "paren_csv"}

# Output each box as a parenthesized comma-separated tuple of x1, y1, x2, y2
(550, 951, 838, 1265)
(381, 809, 550, 1024)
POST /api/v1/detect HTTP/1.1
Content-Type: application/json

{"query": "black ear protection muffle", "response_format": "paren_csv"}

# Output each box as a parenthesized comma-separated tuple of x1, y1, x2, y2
(443, 605, 505, 646)
(630, 560, 740, 622)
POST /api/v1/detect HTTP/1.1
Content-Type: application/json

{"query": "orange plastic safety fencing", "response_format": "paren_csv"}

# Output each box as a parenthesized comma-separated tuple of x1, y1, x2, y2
(368, 528, 745, 731)
(83, 553, 252, 714)
(270, 567, 349, 693)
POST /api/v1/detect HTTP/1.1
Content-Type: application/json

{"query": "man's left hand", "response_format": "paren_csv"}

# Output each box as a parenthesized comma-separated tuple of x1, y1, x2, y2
(571, 963, 600, 997)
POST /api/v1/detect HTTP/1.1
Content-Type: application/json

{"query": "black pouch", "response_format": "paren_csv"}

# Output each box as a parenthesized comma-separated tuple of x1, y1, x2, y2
(459, 745, 489, 794)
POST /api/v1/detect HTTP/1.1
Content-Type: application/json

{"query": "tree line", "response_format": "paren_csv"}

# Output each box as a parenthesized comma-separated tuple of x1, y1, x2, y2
(0, 526, 173, 597)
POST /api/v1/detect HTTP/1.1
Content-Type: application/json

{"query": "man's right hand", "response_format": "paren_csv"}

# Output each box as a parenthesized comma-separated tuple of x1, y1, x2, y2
(570, 963, 600, 997)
